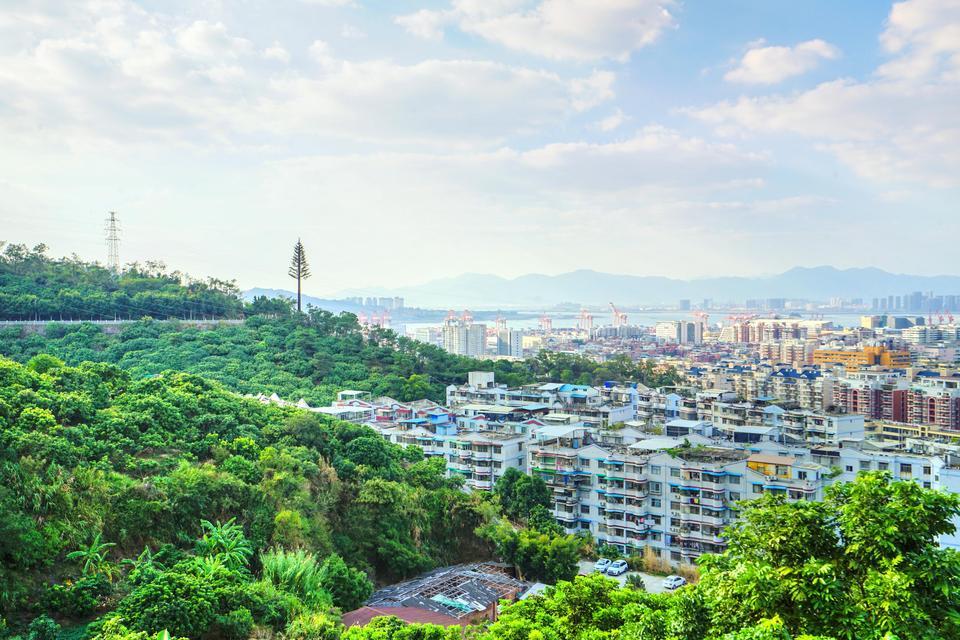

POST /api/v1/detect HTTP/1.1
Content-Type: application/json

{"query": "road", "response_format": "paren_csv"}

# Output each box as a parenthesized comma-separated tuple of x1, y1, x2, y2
(577, 559, 674, 593)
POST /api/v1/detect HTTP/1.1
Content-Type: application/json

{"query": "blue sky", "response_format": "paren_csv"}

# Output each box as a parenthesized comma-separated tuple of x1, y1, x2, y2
(0, 0, 957, 295)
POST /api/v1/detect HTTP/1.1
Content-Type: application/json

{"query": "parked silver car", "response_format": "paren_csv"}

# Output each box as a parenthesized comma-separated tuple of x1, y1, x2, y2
(594, 558, 612, 573)
(663, 575, 687, 590)
(606, 560, 629, 576)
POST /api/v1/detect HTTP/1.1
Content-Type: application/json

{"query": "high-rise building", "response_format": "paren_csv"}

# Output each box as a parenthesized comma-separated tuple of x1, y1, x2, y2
(442, 320, 487, 357)
(496, 329, 524, 358)
(678, 299, 691, 311)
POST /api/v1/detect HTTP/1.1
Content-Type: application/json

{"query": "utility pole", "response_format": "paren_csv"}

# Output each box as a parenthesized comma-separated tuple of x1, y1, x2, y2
(105, 211, 121, 272)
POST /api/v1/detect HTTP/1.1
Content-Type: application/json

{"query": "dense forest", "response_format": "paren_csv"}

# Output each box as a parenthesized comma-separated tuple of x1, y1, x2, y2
(0, 243, 283, 321)
(0, 317, 680, 407)
(0, 355, 507, 632)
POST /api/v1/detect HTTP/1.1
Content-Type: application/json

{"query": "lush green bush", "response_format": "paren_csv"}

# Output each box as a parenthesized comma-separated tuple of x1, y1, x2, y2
(43, 575, 111, 617)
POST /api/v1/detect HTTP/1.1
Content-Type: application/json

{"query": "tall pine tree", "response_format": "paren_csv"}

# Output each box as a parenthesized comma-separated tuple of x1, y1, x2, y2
(288, 239, 311, 313)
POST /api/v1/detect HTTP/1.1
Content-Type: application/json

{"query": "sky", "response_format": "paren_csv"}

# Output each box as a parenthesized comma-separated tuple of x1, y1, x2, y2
(1, 0, 958, 296)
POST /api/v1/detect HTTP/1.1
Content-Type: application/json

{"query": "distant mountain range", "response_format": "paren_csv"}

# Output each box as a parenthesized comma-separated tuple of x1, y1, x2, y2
(243, 288, 362, 314)
(247, 267, 960, 310)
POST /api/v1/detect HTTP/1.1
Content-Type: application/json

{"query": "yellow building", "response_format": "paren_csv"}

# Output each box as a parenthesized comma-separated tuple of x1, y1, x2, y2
(813, 345, 911, 369)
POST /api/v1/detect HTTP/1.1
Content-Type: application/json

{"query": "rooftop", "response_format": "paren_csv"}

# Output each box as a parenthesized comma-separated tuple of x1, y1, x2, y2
(364, 563, 529, 621)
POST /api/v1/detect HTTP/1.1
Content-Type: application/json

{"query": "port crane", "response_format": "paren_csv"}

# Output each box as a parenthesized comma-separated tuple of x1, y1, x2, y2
(609, 302, 627, 327)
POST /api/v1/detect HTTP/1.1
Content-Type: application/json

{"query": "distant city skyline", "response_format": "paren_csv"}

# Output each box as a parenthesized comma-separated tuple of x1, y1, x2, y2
(1, 0, 958, 291)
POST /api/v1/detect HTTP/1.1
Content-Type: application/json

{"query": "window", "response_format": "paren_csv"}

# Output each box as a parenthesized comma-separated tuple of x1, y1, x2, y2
(650, 482, 662, 495)
(798, 471, 807, 480)
(924, 481, 932, 489)
(729, 492, 741, 501)
(752, 483, 763, 494)
(923, 466, 932, 475)
(651, 498, 662, 508)
(580, 505, 590, 514)
(651, 465, 662, 475)
(845, 465, 853, 473)
(859, 461, 871, 471)
(900, 463, 912, 474)
(670, 468, 681, 478)
(878, 462, 889, 471)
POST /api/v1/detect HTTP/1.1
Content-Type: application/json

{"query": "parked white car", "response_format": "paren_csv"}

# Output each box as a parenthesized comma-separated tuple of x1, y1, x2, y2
(594, 558, 612, 573)
(606, 560, 629, 576)
(663, 575, 687, 590)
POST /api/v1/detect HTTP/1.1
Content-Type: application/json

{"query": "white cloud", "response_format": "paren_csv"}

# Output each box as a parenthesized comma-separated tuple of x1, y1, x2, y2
(299, 0, 355, 6)
(176, 20, 252, 59)
(877, 0, 960, 80)
(340, 24, 366, 39)
(396, 0, 676, 61)
(593, 108, 626, 131)
(0, 2, 616, 149)
(263, 43, 291, 63)
(724, 39, 840, 84)
(395, 9, 451, 40)
(689, 0, 960, 188)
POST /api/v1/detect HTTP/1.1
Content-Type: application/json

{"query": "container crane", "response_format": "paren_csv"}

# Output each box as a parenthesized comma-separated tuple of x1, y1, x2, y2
(577, 308, 594, 332)
(539, 312, 553, 332)
(609, 302, 627, 327)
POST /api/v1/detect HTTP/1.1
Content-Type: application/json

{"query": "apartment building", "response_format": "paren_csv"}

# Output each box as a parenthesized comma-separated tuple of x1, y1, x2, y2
(683, 364, 832, 411)
(813, 345, 911, 369)
(832, 372, 908, 421)
(447, 431, 529, 491)
(442, 320, 487, 357)
(833, 372, 960, 431)
(535, 437, 830, 563)
(446, 372, 638, 428)
(907, 376, 960, 431)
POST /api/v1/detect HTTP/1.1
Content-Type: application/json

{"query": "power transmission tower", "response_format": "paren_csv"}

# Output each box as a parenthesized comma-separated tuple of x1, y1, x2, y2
(105, 211, 121, 272)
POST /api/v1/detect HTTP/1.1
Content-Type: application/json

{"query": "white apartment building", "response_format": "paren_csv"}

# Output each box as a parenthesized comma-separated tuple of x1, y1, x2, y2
(529, 433, 830, 564)
(446, 373, 639, 428)
(447, 431, 529, 491)
(442, 321, 487, 357)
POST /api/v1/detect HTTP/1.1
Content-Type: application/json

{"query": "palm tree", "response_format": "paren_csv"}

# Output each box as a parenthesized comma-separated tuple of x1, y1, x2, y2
(66, 532, 116, 581)
(288, 239, 312, 313)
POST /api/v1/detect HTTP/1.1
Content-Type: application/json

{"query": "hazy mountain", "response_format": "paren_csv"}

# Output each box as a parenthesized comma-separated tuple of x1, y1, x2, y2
(324, 267, 960, 308)
(242, 288, 361, 314)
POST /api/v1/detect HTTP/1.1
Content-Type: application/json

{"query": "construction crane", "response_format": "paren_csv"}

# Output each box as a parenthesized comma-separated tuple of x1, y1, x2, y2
(445, 309, 457, 324)
(692, 311, 709, 326)
(609, 302, 627, 328)
(495, 313, 507, 332)
(461, 309, 474, 323)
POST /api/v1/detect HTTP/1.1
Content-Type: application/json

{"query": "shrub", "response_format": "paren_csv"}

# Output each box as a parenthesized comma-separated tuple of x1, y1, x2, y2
(26, 616, 60, 640)
(214, 608, 254, 640)
(284, 613, 340, 640)
(44, 575, 112, 617)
